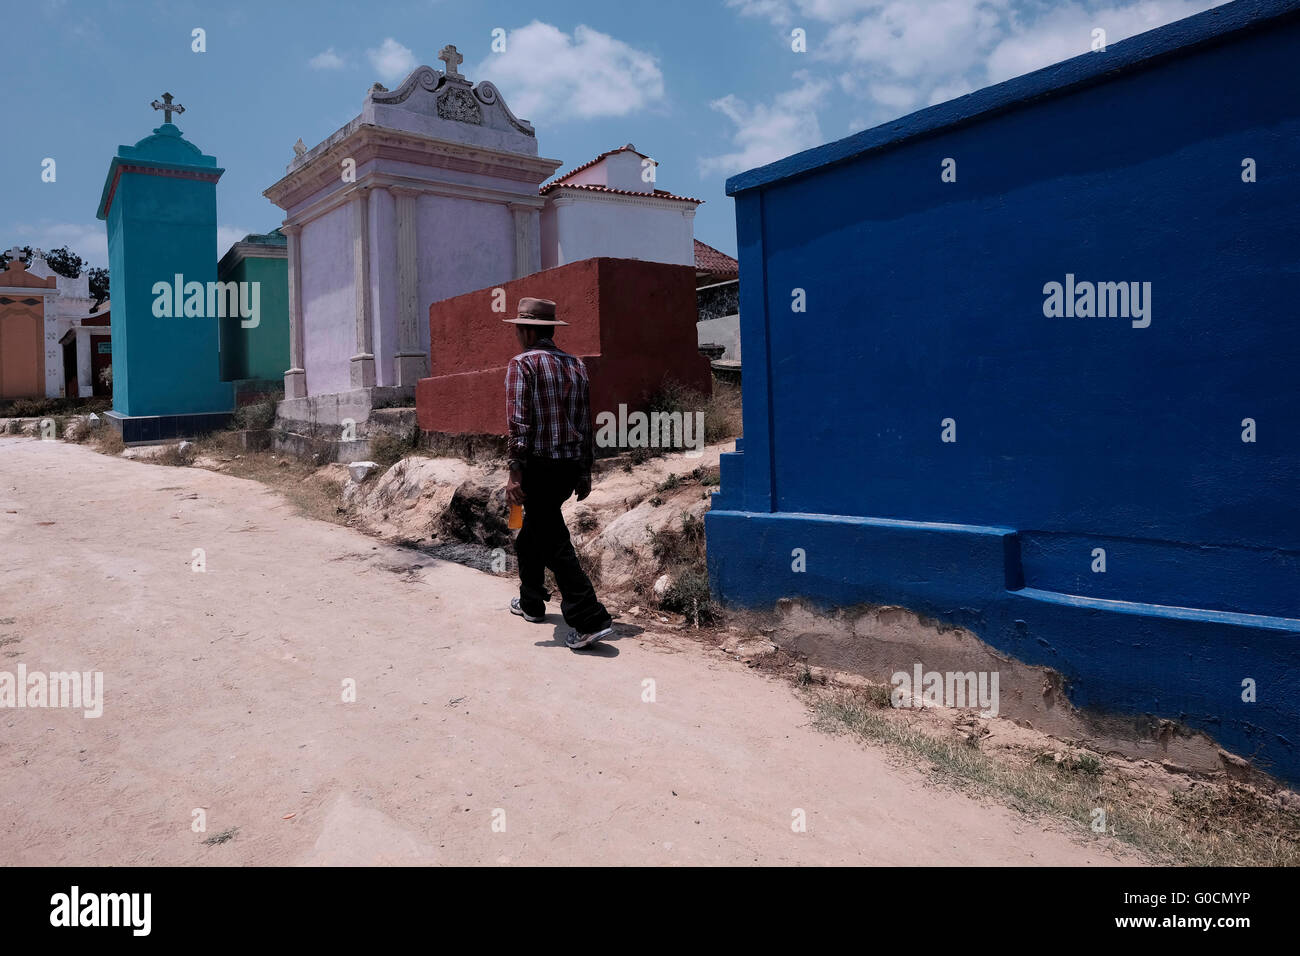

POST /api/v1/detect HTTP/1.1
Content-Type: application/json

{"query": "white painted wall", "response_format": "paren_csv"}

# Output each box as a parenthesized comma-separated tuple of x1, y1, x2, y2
(564, 151, 650, 192)
(368, 188, 400, 387)
(697, 315, 741, 362)
(300, 203, 356, 397)
(413, 194, 517, 357)
(541, 193, 694, 270)
(41, 271, 94, 398)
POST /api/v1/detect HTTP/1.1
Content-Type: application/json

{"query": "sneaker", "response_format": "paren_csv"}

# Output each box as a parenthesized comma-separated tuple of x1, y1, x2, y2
(565, 626, 614, 650)
(510, 598, 545, 623)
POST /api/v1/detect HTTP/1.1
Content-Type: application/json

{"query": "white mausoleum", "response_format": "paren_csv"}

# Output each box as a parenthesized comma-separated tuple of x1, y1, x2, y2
(263, 45, 561, 423)
(264, 46, 703, 425)
(540, 145, 701, 271)
(20, 251, 97, 398)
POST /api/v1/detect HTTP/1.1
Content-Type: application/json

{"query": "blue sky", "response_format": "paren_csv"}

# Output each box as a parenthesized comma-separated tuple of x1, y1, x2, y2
(0, 0, 1223, 268)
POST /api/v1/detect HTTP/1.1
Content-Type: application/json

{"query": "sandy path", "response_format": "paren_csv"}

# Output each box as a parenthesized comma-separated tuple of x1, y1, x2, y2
(0, 437, 1133, 866)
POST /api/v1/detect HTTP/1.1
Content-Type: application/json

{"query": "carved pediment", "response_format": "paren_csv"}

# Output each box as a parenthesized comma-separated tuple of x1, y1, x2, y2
(360, 47, 537, 151)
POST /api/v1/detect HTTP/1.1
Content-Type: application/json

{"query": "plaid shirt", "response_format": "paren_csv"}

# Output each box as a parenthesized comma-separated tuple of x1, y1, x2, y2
(505, 338, 593, 473)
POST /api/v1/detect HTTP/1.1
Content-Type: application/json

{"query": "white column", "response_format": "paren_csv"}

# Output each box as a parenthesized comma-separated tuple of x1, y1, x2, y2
(390, 186, 429, 385)
(282, 223, 307, 399)
(349, 187, 377, 389)
(76, 327, 93, 398)
(510, 203, 541, 279)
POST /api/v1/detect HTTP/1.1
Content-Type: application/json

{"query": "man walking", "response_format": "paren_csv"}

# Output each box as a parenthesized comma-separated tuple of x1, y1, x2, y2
(504, 297, 614, 650)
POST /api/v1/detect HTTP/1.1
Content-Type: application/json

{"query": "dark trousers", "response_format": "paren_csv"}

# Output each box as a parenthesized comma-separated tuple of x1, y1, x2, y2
(516, 456, 611, 633)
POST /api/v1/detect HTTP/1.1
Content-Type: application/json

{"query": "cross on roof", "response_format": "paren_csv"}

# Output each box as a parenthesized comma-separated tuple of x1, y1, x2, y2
(439, 45, 463, 78)
(151, 92, 185, 123)
(4, 246, 23, 263)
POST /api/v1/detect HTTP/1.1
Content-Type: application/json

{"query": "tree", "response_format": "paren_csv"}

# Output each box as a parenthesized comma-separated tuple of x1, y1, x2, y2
(88, 267, 110, 306)
(43, 246, 84, 279)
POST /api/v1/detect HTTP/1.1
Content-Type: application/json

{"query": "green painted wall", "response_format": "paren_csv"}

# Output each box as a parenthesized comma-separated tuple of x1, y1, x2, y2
(218, 244, 288, 382)
(97, 122, 233, 418)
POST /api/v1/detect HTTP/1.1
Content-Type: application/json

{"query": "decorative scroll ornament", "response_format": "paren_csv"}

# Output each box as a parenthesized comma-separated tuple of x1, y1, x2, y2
(473, 81, 535, 137)
(371, 67, 441, 105)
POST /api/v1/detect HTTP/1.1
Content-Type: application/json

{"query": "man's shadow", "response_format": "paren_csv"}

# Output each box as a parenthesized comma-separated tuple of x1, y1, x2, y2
(534, 619, 645, 657)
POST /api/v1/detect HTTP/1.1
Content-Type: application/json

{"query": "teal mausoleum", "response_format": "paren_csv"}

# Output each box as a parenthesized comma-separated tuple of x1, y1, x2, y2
(96, 95, 234, 441)
(217, 229, 289, 388)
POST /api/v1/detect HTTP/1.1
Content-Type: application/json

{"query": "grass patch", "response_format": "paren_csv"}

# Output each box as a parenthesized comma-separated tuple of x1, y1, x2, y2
(648, 379, 742, 448)
(656, 473, 682, 493)
(92, 428, 126, 456)
(649, 512, 705, 566)
(654, 466, 721, 495)
(420, 431, 508, 462)
(659, 569, 719, 625)
(648, 513, 719, 626)
(0, 396, 110, 419)
(811, 687, 1300, 866)
(156, 443, 195, 467)
(596, 379, 743, 464)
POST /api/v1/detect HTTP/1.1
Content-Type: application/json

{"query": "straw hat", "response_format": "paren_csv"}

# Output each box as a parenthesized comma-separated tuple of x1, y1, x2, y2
(503, 297, 568, 326)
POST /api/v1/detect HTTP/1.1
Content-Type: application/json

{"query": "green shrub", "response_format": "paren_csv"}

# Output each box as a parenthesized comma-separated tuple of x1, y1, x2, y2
(234, 401, 276, 430)
(660, 570, 720, 625)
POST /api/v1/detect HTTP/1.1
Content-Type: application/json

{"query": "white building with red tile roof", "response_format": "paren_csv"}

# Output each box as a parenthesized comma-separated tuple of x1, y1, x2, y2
(539, 144, 702, 270)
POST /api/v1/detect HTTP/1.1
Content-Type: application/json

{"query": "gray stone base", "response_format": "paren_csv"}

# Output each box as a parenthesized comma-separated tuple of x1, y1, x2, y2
(284, 368, 307, 399)
(350, 353, 377, 389)
(270, 406, 419, 463)
(272, 429, 371, 463)
(393, 351, 430, 386)
(276, 386, 415, 428)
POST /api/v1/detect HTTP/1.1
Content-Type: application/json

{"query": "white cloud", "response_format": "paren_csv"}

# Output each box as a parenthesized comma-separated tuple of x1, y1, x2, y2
(699, 72, 831, 177)
(9, 222, 107, 268)
(309, 48, 346, 70)
(367, 37, 417, 83)
(868, 82, 920, 112)
(728, 0, 1227, 125)
(927, 79, 975, 105)
(473, 21, 664, 123)
(986, 1, 1223, 84)
(727, 0, 801, 26)
(217, 226, 251, 260)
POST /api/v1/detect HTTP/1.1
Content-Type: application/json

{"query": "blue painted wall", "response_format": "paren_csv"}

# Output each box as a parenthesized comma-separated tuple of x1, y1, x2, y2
(709, 0, 1300, 782)
(97, 122, 233, 418)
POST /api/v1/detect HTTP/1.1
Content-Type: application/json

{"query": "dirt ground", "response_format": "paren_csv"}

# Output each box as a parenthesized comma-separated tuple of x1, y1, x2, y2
(0, 436, 1138, 865)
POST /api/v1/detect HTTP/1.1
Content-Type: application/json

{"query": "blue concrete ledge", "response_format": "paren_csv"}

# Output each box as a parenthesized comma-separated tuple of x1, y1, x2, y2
(706, 508, 1300, 783)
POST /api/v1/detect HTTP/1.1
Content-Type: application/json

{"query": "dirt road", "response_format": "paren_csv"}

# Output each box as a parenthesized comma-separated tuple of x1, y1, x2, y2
(0, 437, 1132, 865)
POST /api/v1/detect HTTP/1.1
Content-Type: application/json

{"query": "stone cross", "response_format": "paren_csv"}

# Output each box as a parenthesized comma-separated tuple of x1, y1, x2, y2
(151, 92, 186, 123)
(4, 246, 23, 266)
(439, 45, 463, 78)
